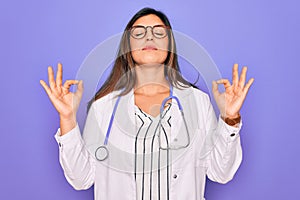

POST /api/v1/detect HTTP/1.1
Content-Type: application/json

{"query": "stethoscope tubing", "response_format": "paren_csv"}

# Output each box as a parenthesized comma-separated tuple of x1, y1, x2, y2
(94, 85, 189, 200)
(95, 85, 190, 161)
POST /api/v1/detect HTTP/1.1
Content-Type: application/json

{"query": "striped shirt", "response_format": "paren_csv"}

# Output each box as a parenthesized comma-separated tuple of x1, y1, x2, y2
(134, 103, 172, 200)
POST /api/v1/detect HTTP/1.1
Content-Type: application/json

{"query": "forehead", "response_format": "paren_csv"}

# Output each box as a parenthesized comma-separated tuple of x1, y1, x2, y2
(132, 14, 165, 26)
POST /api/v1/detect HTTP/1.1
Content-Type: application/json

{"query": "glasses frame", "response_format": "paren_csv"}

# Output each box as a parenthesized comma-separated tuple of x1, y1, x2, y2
(129, 25, 170, 39)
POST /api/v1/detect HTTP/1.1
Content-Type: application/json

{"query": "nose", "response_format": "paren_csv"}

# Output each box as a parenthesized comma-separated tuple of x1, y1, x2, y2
(145, 27, 154, 40)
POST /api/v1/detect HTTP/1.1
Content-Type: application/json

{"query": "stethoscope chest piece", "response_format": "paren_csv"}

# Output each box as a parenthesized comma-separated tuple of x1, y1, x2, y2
(95, 146, 109, 161)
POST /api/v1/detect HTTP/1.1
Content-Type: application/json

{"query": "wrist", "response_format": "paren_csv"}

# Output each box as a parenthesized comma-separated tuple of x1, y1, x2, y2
(221, 113, 241, 126)
(59, 115, 77, 136)
(59, 112, 76, 121)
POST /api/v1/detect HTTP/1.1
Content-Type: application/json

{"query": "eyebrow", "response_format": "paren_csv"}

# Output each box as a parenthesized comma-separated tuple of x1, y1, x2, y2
(133, 24, 165, 27)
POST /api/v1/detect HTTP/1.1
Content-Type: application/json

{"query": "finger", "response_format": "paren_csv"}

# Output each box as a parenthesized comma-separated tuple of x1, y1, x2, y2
(216, 79, 231, 88)
(75, 80, 84, 99)
(40, 80, 52, 96)
(48, 66, 56, 89)
(212, 80, 221, 97)
(232, 63, 239, 87)
(63, 80, 79, 92)
(243, 78, 254, 93)
(56, 62, 63, 87)
(238, 66, 247, 88)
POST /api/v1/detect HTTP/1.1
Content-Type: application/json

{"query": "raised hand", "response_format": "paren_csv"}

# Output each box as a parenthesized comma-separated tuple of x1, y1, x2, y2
(40, 63, 83, 133)
(212, 63, 254, 121)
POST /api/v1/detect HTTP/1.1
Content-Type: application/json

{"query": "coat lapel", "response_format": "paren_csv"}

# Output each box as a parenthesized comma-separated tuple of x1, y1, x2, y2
(170, 87, 194, 144)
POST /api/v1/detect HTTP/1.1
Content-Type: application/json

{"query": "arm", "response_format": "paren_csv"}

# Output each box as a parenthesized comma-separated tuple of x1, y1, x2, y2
(205, 63, 254, 183)
(54, 124, 96, 190)
(40, 63, 95, 190)
(205, 102, 242, 184)
(54, 104, 99, 190)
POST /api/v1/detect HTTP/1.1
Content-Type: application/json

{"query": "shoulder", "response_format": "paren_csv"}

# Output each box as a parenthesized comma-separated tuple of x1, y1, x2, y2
(175, 85, 211, 102)
(189, 87, 212, 110)
(190, 87, 209, 97)
(89, 90, 121, 113)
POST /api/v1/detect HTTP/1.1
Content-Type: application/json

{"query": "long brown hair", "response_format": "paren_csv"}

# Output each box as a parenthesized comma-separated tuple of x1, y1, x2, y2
(87, 7, 193, 111)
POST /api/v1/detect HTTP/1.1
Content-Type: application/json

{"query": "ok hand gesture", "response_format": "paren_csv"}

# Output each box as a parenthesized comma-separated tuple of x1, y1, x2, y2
(40, 63, 83, 121)
(212, 64, 254, 122)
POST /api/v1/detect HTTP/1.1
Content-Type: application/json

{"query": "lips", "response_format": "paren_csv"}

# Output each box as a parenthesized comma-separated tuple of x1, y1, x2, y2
(142, 45, 158, 50)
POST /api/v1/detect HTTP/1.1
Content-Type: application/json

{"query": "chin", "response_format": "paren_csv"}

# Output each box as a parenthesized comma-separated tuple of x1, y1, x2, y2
(132, 51, 168, 66)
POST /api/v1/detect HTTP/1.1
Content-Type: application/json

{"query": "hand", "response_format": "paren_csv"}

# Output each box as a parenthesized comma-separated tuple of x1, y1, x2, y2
(40, 63, 83, 120)
(212, 63, 254, 119)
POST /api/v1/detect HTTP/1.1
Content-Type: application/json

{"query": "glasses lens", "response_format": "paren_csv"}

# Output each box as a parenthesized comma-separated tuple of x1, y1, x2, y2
(131, 27, 146, 39)
(153, 26, 168, 38)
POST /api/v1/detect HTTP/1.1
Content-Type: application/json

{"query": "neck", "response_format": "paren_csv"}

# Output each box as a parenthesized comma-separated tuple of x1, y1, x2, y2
(134, 63, 170, 95)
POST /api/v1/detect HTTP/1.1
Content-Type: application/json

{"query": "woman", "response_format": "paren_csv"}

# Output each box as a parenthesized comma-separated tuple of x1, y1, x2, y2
(40, 7, 254, 200)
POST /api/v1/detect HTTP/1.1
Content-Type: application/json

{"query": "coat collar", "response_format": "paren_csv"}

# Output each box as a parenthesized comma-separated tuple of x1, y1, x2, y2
(114, 86, 194, 141)
(115, 86, 193, 124)
(106, 86, 197, 171)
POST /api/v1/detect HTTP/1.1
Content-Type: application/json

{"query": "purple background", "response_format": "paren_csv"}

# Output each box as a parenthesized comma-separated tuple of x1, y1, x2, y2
(1, 0, 299, 199)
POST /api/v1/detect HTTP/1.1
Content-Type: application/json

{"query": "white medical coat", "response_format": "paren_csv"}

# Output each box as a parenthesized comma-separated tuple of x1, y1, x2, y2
(55, 86, 242, 200)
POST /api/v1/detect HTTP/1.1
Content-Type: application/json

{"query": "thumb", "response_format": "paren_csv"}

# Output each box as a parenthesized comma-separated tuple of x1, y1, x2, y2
(75, 80, 84, 99)
(212, 80, 220, 97)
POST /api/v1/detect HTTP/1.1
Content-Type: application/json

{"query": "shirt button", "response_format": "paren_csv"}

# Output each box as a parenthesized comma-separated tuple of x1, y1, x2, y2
(230, 133, 236, 137)
(173, 174, 178, 179)
(59, 142, 62, 147)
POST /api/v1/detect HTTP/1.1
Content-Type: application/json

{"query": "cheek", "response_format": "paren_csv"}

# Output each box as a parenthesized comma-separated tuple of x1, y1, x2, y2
(130, 39, 143, 52)
(130, 50, 139, 62)
(157, 38, 169, 61)
(157, 38, 169, 51)
(130, 39, 142, 63)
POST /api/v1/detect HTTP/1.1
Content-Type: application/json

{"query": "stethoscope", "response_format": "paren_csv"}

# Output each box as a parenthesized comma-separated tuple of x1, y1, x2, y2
(94, 85, 190, 161)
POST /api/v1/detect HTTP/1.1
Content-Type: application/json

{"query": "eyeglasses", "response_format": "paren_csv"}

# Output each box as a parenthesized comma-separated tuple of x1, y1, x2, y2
(130, 25, 169, 39)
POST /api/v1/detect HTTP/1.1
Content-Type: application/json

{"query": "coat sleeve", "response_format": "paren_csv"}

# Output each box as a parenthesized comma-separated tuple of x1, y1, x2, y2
(54, 103, 99, 190)
(203, 95, 243, 184)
